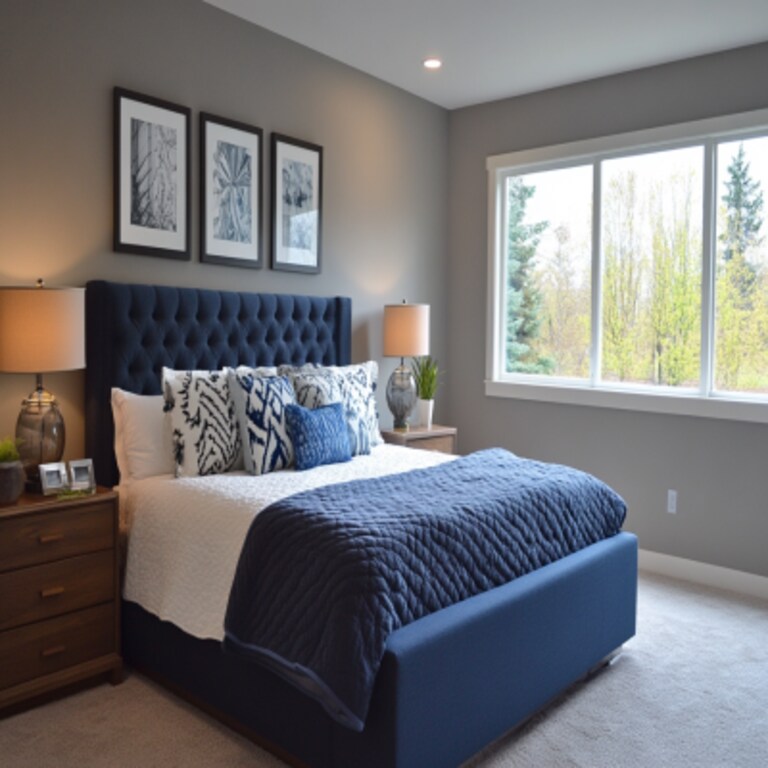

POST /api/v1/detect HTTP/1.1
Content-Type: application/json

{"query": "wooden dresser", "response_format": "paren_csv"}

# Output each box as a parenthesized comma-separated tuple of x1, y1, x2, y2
(381, 424, 458, 454)
(0, 488, 122, 712)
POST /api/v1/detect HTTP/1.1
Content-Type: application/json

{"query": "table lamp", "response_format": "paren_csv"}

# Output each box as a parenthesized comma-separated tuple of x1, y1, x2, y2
(383, 301, 429, 431)
(0, 281, 85, 491)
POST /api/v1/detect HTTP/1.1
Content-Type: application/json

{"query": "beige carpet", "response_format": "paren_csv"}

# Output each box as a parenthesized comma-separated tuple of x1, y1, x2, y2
(1, 573, 766, 767)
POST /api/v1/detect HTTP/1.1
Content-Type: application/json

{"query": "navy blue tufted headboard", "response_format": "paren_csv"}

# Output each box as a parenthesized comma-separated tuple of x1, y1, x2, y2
(85, 280, 352, 487)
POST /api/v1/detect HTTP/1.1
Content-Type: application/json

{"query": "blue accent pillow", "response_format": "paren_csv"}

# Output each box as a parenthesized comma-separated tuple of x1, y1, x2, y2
(285, 402, 352, 471)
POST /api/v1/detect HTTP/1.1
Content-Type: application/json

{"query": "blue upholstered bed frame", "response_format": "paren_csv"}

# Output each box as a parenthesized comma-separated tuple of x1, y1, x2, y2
(84, 280, 638, 768)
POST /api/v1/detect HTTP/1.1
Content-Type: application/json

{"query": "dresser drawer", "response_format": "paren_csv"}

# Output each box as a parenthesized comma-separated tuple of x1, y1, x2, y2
(0, 550, 114, 631)
(0, 603, 114, 691)
(0, 502, 114, 572)
(412, 435, 455, 453)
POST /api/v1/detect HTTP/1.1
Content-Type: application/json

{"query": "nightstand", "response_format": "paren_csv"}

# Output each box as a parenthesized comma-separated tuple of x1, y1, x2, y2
(0, 488, 122, 712)
(381, 424, 458, 454)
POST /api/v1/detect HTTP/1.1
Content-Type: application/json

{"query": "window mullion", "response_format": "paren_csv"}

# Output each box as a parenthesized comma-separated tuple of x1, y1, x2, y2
(700, 141, 716, 396)
(590, 161, 602, 387)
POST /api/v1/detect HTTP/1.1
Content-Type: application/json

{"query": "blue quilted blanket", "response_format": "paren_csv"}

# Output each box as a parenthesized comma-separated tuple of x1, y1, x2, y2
(223, 448, 626, 731)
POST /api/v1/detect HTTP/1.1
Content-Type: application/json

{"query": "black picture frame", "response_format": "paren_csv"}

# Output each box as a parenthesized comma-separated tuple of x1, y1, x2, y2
(271, 133, 323, 274)
(113, 87, 191, 260)
(200, 112, 263, 269)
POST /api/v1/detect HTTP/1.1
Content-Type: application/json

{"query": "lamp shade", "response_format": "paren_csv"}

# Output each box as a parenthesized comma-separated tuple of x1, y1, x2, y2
(0, 286, 85, 373)
(383, 303, 430, 358)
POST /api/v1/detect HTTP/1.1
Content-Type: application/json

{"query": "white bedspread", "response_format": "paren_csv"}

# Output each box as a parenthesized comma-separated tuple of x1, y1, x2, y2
(123, 444, 454, 640)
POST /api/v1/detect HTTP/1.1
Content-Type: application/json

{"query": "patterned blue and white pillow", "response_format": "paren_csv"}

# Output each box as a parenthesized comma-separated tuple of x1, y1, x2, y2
(285, 402, 351, 471)
(289, 362, 382, 456)
(229, 371, 295, 475)
(162, 368, 240, 477)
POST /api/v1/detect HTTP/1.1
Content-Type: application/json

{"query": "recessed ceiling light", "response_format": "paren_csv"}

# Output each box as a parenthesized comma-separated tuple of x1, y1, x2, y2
(423, 57, 442, 70)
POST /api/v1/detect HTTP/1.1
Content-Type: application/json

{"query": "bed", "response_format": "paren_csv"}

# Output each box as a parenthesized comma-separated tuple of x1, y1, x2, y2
(84, 279, 637, 768)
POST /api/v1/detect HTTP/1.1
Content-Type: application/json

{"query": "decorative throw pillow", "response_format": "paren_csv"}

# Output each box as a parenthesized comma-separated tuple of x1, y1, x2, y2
(229, 371, 295, 475)
(289, 362, 382, 456)
(285, 402, 351, 471)
(162, 368, 240, 477)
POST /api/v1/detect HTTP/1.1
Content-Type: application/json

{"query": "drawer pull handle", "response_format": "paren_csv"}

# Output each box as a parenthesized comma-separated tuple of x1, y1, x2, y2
(40, 586, 65, 598)
(38, 533, 64, 545)
(41, 645, 66, 658)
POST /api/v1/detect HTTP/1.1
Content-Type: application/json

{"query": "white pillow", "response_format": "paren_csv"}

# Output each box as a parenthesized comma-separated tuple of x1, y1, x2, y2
(162, 368, 240, 477)
(111, 388, 174, 483)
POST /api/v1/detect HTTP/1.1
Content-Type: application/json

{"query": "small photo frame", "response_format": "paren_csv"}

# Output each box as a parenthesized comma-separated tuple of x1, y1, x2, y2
(200, 112, 263, 268)
(69, 459, 96, 492)
(271, 133, 323, 274)
(40, 462, 69, 496)
(114, 87, 191, 260)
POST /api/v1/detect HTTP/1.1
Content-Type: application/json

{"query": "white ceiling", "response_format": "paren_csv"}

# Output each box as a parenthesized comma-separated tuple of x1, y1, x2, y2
(204, 0, 768, 109)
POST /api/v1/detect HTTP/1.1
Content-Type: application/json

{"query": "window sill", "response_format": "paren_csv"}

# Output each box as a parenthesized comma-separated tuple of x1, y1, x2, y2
(485, 379, 768, 424)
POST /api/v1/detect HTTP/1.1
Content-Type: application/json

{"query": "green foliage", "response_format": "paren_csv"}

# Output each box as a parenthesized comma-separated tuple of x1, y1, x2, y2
(505, 177, 554, 374)
(716, 144, 767, 392)
(411, 355, 439, 400)
(721, 144, 764, 262)
(0, 437, 20, 463)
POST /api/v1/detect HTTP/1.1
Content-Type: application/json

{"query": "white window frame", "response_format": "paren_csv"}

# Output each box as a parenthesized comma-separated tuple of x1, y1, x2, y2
(486, 109, 768, 424)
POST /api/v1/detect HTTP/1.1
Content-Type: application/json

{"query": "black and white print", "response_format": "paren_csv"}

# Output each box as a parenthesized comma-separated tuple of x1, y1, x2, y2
(130, 118, 178, 231)
(201, 113, 263, 268)
(271, 134, 323, 273)
(162, 368, 240, 477)
(230, 371, 295, 475)
(114, 88, 190, 260)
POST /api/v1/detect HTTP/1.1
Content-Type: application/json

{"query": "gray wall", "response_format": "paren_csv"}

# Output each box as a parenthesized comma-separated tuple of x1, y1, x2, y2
(0, 0, 449, 460)
(448, 43, 768, 578)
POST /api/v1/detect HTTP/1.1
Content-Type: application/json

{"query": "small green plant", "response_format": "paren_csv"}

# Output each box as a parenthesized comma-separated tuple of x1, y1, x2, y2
(0, 437, 20, 463)
(411, 356, 440, 400)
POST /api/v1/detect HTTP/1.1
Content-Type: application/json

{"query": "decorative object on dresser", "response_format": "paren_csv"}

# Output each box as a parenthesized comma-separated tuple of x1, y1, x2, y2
(0, 438, 24, 506)
(200, 112, 263, 269)
(381, 423, 457, 454)
(0, 281, 85, 492)
(270, 133, 323, 273)
(383, 301, 430, 431)
(39, 462, 69, 496)
(68, 459, 96, 494)
(113, 87, 191, 260)
(0, 488, 122, 712)
(411, 355, 440, 429)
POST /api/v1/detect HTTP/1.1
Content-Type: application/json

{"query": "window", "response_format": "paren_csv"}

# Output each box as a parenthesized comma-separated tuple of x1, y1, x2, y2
(486, 110, 768, 423)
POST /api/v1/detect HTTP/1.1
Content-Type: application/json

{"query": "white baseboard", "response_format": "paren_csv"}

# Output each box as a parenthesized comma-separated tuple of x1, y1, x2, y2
(639, 549, 768, 601)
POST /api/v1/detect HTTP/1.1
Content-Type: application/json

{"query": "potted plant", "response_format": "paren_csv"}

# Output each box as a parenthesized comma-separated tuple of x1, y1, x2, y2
(0, 437, 25, 505)
(411, 356, 439, 429)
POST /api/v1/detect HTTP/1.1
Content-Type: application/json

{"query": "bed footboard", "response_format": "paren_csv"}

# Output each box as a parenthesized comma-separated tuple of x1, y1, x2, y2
(333, 532, 638, 768)
(124, 533, 637, 768)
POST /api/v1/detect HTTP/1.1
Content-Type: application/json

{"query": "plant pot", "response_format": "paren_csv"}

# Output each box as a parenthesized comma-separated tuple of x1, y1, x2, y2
(0, 460, 25, 506)
(415, 399, 434, 430)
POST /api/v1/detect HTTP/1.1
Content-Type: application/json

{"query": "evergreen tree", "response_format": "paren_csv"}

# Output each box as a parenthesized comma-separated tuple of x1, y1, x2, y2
(721, 143, 764, 262)
(716, 142, 766, 388)
(506, 178, 553, 373)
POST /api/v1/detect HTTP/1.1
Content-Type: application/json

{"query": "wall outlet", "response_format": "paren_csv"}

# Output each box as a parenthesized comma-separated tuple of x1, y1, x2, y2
(667, 489, 678, 514)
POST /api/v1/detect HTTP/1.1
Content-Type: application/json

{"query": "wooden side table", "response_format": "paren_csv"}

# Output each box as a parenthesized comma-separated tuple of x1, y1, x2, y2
(381, 424, 457, 454)
(0, 487, 122, 712)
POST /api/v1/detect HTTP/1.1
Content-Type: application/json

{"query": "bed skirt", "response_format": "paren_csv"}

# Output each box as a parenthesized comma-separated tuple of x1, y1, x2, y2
(123, 531, 638, 768)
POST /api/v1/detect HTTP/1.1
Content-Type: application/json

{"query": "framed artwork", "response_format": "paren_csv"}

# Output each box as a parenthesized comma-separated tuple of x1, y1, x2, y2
(200, 113, 263, 268)
(113, 87, 191, 260)
(271, 133, 323, 274)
